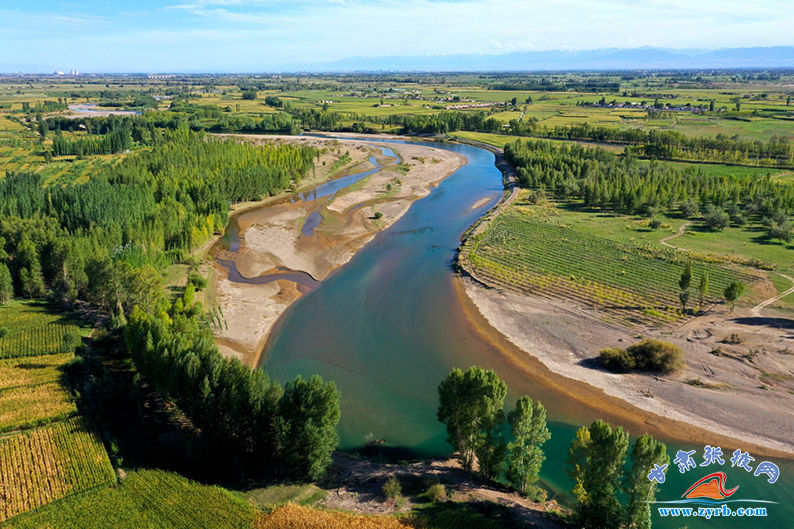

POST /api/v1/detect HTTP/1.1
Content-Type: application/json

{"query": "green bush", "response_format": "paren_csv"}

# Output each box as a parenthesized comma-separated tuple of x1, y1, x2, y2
(600, 339, 684, 374)
(187, 271, 208, 291)
(424, 483, 447, 502)
(599, 347, 635, 372)
(382, 476, 402, 500)
(628, 339, 684, 373)
(0, 327, 8, 339)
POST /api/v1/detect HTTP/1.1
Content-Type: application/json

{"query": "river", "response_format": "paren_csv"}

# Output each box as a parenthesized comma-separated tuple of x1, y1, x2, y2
(221, 137, 793, 526)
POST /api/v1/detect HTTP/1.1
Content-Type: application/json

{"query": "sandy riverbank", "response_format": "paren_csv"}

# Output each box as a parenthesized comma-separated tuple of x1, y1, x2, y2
(456, 276, 794, 459)
(212, 134, 465, 366)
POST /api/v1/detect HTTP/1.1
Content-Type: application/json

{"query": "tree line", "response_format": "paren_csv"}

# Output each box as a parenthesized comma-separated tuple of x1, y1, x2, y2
(126, 292, 339, 479)
(437, 366, 669, 529)
(51, 128, 132, 157)
(504, 139, 794, 228)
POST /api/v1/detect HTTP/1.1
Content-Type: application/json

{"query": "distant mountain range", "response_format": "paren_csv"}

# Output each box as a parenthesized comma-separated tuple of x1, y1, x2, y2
(2, 46, 793, 74)
(295, 46, 794, 72)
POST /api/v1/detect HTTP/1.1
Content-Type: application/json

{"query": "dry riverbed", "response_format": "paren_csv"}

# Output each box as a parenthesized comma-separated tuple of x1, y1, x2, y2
(211, 134, 464, 366)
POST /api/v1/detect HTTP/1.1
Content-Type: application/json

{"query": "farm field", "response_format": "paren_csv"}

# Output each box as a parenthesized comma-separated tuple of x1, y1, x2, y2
(517, 196, 794, 310)
(4, 469, 258, 529)
(0, 353, 73, 390)
(463, 209, 756, 326)
(256, 503, 413, 529)
(0, 302, 85, 359)
(0, 417, 116, 522)
(450, 130, 627, 153)
(0, 381, 76, 432)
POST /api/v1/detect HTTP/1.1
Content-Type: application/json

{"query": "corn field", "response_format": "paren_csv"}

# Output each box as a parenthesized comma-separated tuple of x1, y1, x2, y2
(0, 417, 116, 522)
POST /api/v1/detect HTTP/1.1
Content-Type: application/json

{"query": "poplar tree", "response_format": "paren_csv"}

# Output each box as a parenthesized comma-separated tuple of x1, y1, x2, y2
(567, 420, 629, 529)
(437, 366, 507, 471)
(623, 434, 669, 529)
(506, 396, 550, 496)
(678, 262, 692, 312)
(0, 262, 13, 304)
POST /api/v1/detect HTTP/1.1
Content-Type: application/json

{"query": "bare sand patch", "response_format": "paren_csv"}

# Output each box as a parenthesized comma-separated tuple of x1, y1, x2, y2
(457, 275, 794, 458)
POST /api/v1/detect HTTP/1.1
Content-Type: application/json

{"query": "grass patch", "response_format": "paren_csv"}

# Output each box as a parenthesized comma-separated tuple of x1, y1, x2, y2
(241, 483, 327, 509)
(685, 378, 732, 390)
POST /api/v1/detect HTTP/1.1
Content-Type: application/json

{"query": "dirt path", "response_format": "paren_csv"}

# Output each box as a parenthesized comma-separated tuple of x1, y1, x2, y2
(660, 220, 693, 249)
(751, 273, 794, 316)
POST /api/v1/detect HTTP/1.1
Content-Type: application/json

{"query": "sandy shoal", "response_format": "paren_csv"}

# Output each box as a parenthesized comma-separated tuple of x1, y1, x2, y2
(212, 135, 465, 367)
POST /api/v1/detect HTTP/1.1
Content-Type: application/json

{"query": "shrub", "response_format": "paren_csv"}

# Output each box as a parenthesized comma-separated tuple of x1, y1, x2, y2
(424, 483, 447, 502)
(187, 272, 208, 291)
(0, 327, 8, 339)
(382, 476, 402, 500)
(626, 339, 684, 373)
(527, 484, 548, 503)
(648, 218, 662, 230)
(373, 211, 384, 219)
(599, 347, 635, 372)
(600, 339, 684, 374)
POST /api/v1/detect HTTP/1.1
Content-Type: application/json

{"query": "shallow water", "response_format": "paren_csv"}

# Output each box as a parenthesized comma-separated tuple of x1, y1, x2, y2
(251, 138, 792, 525)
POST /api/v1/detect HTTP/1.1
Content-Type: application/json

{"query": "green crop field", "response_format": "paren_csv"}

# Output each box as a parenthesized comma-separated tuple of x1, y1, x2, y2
(0, 302, 85, 359)
(464, 210, 757, 326)
(4, 469, 258, 529)
(513, 196, 794, 311)
(0, 417, 116, 522)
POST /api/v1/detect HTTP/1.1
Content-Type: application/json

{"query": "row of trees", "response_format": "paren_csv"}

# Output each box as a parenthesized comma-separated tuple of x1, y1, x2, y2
(437, 367, 550, 496)
(126, 294, 340, 479)
(387, 111, 504, 135)
(51, 128, 132, 157)
(504, 139, 794, 222)
(437, 367, 669, 529)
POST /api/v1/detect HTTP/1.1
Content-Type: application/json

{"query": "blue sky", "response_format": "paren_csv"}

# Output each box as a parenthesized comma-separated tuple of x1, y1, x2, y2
(2, 0, 792, 72)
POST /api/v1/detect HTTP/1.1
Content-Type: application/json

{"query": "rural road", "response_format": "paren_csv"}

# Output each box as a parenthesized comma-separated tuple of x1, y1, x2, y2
(660, 220, 693, 249)
(659, 221, 794, 316)
(751, 273, 794, 316)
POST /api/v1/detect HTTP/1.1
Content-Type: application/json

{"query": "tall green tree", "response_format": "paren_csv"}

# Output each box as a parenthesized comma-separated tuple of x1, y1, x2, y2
(567, 420, 629, 529)
(277, 374, 340, 480)
(697, 272, 709, 313)
(506, 396, 550, 496)
(17, 237, 45, 298)
(724, 281, 745, 312)
(623, 434, 669, 529)
(437, 366, 507, 471)
(678, 262, 692, 312)
(474, 409, 507, 481)
(0, 262, 12, 304)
